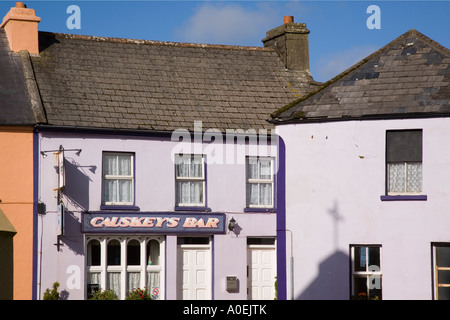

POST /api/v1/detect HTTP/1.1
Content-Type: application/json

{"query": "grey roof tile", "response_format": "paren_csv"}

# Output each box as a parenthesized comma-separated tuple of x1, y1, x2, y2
(0, 29, 45, 125)
(31, 32, 318, 132)
(271, 29, 450, 124)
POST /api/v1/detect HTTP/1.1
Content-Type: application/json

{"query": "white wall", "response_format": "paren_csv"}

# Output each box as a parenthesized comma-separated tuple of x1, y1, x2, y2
(278, 117, 450, 300)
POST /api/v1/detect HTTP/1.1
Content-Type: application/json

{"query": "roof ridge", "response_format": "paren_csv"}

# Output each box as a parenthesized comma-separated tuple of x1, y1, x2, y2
(269, 28, 450, 121)
(38, 31, 275, 52)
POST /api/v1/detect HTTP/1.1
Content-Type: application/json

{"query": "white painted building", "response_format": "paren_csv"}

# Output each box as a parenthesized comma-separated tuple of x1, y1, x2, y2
(271, 29, 450, 300)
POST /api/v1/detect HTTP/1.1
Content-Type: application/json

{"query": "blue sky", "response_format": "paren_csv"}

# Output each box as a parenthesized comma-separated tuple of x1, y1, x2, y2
(0, 1, 448, 82)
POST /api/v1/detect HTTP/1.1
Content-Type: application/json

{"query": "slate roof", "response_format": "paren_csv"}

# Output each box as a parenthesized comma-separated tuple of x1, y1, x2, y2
(0, 29, 45, 125)
(30, 31, 318, 133)
(270, 29, 450, 124)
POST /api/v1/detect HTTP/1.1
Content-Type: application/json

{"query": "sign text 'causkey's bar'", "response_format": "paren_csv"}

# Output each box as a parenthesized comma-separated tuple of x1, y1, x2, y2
(82, 212, 226, 234)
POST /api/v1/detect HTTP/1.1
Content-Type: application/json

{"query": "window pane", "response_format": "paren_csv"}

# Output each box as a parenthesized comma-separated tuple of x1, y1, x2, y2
(353, 277, 367, 296)
(107, 240, 121, 266)
(147, 272, 161, 300)
(127, 272, 141, 293)
(176, 155, 190, 177)
(247, 159, 258, 179)
(386, 130, 422, 163)
(438, 270, 450, 285)
(147, 240, 160, 265)
(104, 179, 118, 203)
(87, 272, 101, 299)
(119, 179, 132, 203)
(118, 155, 132, 176)
(88, 272, 100, 287)
(176, 155, 203, 178)
(107, 272, 121, 298)
(191, 156, 203, 178)
(368, 247, 381, 269)
(259, 183, 272, 205)
(354, 247, 367, 272)
(190, 181, 203, 203)
(127, 240, 140, 265)
(368, 277, 382, 300)
(176, 181, 189, 204)
(259, 159, 272, 180)
(176, 181, 203, 204)
(436, 246, 450, 267)
(103, 155, 117, 175)
(247, 183, 258, 205)
(438, 287, 450, 300)
(406, 163, 422, 193)
(87, 240, 101, 266)
(388, 163, 405, 193)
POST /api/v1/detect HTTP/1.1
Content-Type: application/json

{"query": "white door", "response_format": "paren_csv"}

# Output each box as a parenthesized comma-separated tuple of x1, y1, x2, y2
(177, 243, 211, 300)
(247, 245, 276, 300)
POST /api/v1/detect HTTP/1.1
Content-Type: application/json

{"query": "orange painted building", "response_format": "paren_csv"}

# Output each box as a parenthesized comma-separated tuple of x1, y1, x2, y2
(0, 128, 36, 300)
(0, 2, 45, 299)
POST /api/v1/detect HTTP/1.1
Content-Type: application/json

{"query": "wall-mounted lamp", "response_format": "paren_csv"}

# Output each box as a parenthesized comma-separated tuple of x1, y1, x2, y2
(228, 217, 236, 232)
(40, 145, 82, 157)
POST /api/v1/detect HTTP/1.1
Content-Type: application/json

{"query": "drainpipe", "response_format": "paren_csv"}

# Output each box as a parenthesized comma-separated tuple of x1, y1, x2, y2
(286, 229, 294, 300)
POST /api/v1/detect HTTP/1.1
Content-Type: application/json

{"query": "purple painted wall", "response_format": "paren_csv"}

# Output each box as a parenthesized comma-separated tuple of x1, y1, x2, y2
(36, 130, 277, 300)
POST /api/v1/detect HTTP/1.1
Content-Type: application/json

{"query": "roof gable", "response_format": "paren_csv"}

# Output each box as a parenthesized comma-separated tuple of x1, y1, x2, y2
(270, 29, 450, 124)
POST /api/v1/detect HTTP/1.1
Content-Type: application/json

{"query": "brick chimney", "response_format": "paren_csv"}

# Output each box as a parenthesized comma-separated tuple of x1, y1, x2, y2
(262, 16, 310, 72)
(0, 2, 41, 54)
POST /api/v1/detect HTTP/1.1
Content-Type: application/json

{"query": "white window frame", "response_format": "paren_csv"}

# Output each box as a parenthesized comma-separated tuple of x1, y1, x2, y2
(246, 156, 274, 208)
(350, 245, 382, 300)
(432, 243, 450, 300)
(86, 236, 165, 300)
(175, 154, 206, 207)
(102, 152, 134, 206)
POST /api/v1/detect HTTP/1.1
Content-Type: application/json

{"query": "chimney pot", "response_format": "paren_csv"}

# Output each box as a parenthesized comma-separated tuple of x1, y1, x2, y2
(284, 16, 294, 24)
(16, 2, 26, 8)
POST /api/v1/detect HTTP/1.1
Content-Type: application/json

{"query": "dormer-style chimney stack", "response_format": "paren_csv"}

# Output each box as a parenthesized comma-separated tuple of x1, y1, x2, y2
(0, 2, 40, 54)
(262, 16, 310, 73)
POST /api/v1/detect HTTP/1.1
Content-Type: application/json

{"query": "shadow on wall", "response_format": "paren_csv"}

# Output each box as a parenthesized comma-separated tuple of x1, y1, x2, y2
(59, 158, 96, 256)
(296, 250, 350, 300)
(63, 157, 95, 211)
(296, 200, 350, 299)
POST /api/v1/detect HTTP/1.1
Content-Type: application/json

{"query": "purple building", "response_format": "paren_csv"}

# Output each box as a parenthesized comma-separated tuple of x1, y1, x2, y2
(18, 3, 318, 300)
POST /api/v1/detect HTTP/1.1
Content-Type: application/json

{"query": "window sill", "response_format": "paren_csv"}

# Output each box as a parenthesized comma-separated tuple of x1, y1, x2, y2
(380, 195, 427, 201)
(244, 207, 276, 213)
(100, 205, 140, 211)
(174, 206, 212, 212)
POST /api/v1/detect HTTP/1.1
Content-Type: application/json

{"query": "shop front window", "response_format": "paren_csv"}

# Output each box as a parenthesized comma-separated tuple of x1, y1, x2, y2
(86, 236, 164, 300)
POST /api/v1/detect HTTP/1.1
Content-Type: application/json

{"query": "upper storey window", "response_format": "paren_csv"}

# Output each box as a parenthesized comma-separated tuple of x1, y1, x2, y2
(386, 130, 422, 195)
(102, 152, 134, 206)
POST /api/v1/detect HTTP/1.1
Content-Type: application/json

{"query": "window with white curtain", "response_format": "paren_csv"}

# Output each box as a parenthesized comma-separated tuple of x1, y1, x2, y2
(175, 154, 205, 206)
(86, 237, 164, 300)
(386, 130, 422, 194)
(246, 157, 274, 208)
(102, 152, 134, 205)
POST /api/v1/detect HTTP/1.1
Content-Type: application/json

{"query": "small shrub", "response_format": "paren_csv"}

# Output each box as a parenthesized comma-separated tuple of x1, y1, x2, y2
(43, 282, 60, 300)
(89, 289, 118, 300)
(125, 287, 152, 300)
